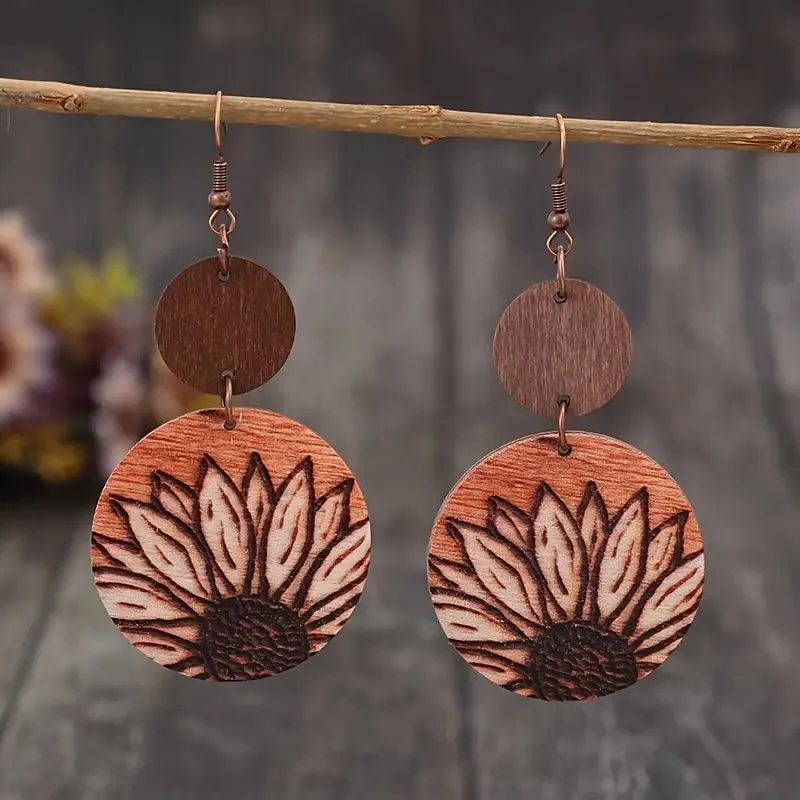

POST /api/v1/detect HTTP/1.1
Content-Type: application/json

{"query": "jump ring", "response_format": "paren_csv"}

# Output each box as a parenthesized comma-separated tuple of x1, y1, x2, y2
(554, 245, 567, 302)
(221, 371, 235, 430)
(547, 229, 573, 257)
(209, 207, 237, 236)
(557, 394, 571, 456)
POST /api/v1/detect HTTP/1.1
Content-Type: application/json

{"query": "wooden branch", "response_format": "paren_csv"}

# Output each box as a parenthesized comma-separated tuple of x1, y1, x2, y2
(1, 77, 799, 153)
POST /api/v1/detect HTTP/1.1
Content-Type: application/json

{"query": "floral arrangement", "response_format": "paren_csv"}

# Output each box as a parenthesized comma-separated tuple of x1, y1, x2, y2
(0, 211, 213, 491)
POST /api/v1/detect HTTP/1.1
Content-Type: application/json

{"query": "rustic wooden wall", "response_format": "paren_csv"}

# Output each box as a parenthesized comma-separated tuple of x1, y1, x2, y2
(1, 1, 800, 797)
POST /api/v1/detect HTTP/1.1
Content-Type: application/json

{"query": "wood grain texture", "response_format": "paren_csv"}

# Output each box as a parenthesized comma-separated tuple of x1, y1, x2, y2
(91, 407, 370, 680)
(155, 256, 295, 395)
(3, 1, 800, 798)
(429, 431, 703, 700)
(0, 506, 76, 719)
(493, 279, 633, 417)
(0, 4, 466, 796)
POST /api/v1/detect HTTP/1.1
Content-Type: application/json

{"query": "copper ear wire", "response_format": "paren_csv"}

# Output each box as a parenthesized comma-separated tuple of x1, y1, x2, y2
(545, 118, 574, 454)
(541, 114, 573, 302)
(213, 90, 225, 157)
(539, 113, 567, 180)
(209, 90, 236, 281)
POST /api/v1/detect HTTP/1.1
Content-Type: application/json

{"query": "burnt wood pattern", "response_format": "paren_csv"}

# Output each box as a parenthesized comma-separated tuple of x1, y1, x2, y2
(91, 408, 370, 680)
(155, 256, 296, 395)
(493, 278, 633, 417)
(1, 1, 800, 797)
(429, 432, 703, 700)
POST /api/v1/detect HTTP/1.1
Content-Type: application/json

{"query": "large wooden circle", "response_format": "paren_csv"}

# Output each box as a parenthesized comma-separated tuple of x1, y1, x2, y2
(493, 279, 633, 417)
(428, 431, 703, 701)
(91, 408, 370, 681)
(155, 256, 295, 395)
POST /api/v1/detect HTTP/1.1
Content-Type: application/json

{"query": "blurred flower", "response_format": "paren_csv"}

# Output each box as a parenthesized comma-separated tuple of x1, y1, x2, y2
(150, 350, 214, 425)
(36, 439, 87, 483)
(0, 232, 216, 491)
(0, 430, 27, 464)
(0, 302, 53, 423)
(0, 211, 54, 299)
(91, 356, 147, 477)
(41, 247, 141, 362)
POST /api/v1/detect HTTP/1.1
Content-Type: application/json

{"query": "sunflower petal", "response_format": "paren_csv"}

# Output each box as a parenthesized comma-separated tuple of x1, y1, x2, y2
(303, 577, 364, 626)
(300, 521, 370, 614)
(94, 569, 193, 620)
(577, 483, 609, 619)
(198, 456, 254, 595)
(633, 604, 698, 662)
(452, 519, 546, 628)
(428, 553, 539, 638)
(489, 498, 531, 552)
(455, 645, 530, 685)
(616, 512, 688, 634)
(243, 453, 275, 595)
(112, 498, 215, 600)
(151, 472, 197, 529)
(632, 551, 704, 648)
(265, 459, 315, 598)
(244, 452, 274, 534)
(282, 480, 353, 606)
(431, 588, 523, 643)
(596, 489, 648, 624)
(647, 513, 687, 574)
(532, 484, 586, 620)
(92, 532, 208, 613)
(121, 624, 200, 666)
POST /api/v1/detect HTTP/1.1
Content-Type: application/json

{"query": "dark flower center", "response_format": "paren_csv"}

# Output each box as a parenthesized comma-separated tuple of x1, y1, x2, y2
(528, 620, 637, 700)
(199, 595, 309, 681)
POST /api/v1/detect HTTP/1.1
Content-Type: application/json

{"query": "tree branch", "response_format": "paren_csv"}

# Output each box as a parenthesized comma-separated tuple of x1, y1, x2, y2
(0, 77, 798, 152)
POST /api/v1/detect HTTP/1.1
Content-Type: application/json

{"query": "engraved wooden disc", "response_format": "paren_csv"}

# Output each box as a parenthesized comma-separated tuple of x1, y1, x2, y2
(428, 431, 703, 700)
(91, 408, 370, 681)
(155, 256, 296, 395)
(493, 279, 633, 417)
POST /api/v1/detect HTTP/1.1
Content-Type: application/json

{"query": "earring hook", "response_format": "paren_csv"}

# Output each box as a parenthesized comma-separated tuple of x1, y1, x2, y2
(538, 113, 567, 181)
(209, 90, 236, 241)
(214, 90, 226, 157)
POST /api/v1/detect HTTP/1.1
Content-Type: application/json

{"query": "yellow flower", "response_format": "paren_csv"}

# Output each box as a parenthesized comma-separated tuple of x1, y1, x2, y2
(0, 431, 28, 463)
(41, 247, 141, 339)
(36, 440, 86, 483)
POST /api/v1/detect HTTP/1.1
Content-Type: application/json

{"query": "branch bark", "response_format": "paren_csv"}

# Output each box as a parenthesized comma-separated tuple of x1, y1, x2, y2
(0, 77, 799, 152)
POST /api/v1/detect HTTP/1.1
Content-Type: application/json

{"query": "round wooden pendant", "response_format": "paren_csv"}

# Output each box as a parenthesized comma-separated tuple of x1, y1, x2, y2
(493, 279, 633, 417)
(155, 256, 295, 395)
(91, 408, 370, 681)
(428, 431, 703, 701)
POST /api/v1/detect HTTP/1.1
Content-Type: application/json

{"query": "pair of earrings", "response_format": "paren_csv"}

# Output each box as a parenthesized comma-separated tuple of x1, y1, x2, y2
(91, 105, 704, 700)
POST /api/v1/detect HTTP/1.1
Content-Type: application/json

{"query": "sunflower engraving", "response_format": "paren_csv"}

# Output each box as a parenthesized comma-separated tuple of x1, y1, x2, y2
(429, 481, 703, 700)
(92, 453, 370, 680)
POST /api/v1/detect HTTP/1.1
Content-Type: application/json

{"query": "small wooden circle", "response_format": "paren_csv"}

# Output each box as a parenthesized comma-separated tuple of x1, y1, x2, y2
(91, 408, 370, 681)
(493, 279, 633, 417)
(428, 432, 703, 701)
(155, 256, 295, 395)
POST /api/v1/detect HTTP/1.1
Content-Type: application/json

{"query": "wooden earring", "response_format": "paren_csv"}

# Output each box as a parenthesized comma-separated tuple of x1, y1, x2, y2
(427, 115, 704, 701)
(90, 93, 371, 681)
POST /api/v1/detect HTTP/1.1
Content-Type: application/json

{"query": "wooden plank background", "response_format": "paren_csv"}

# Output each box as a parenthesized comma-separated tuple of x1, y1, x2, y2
(1, 1, 799, 797)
